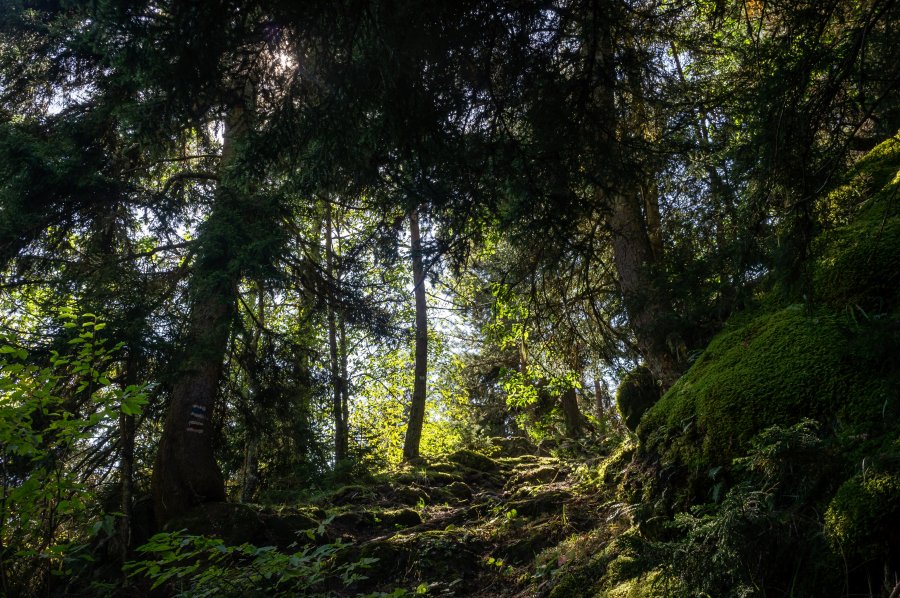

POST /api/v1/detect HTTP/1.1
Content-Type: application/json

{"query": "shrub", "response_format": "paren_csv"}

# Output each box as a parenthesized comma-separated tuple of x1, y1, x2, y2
(0, 312, 147, 595)
(125, 529, 376, 597)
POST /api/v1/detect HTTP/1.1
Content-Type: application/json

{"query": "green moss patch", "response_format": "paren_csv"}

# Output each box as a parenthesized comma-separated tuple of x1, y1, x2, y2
(640, 307, 868, 471)
(825, 468, 900, 561)
(447, 448, 500, 473)
(814, 204, 900, 311)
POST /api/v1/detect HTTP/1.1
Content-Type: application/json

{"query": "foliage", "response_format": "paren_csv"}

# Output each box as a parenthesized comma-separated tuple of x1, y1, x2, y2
(351, 331, 467, 467)
(649, 421, 839, 597)
(1, 1, 900, 595)
(0, 311, 147, 595)
(124, 529, 376, 597)
(825, 465, 900, 565)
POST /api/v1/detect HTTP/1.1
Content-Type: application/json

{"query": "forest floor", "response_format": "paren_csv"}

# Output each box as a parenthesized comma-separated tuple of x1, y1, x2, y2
(168, 439, 625, 597)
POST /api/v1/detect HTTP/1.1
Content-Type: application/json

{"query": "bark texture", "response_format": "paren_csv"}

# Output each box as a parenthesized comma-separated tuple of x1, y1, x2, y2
(560, 387, 585, 438)
(240, 286, 264, 503)
(607, 190, 681, 387)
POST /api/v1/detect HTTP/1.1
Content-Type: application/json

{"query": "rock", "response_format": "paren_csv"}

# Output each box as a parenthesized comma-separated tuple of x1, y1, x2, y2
(447, 449, 500, 473)
(507, 489, 572, 518)
(391, 485, 430, 506)
(490, 436, 537, 457)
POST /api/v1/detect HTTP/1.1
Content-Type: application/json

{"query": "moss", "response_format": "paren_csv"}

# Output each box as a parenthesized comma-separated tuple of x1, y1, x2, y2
(814, 132, 900, 311)
(825, 469, 900, 561)
(605, 571, 666, 598)
(546, 553, 609, 598)
(445, 481, 473, 500)
(639, 306, 881, 474)
(507, 489, 572, 518)
(820, 131, 900, 223)
(541, 530, 616, 598)
(506, 464, 563, 489)
(421, 470, 457, 485)
(427, 461, 458, 474)
(357, 529, 480, 588)
(326, 484, 375, 505)
(814, 209, 900, 311)
(496, 454, 543, 467)
(597, 440, 635, 487)
(616, 367, 661, 431)
(447, 448, 500, 473)
(380, 507, 423, 527)
(391, 485, 430, 506)
(490, 436, 537, 457)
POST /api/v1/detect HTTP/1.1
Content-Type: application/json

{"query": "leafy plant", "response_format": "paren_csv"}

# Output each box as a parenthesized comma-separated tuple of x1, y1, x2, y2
(650, 421, 838, 597)
(125, 529, 377, 597)
(0, 311, 148, 595)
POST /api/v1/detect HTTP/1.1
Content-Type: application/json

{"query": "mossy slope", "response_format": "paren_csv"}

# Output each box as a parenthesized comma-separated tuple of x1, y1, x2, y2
(627, 133, 900, 594)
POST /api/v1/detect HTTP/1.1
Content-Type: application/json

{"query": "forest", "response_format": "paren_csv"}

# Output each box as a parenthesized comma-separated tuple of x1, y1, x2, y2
(1, 0, 899, 596)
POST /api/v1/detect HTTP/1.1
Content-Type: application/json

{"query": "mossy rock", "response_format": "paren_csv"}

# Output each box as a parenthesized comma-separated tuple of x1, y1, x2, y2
(394, 468, 457, 487)
(427, 461, 458, 474)
(825, 467, 900, 562)
(496, 454, 543, 467)
(390, 485, 431, 506)
(445, 481, 473, 500)
(333, 507, 421, 529)
(421, 470, 458, 485)
(597, 441, 635, 487)
(546, 551, 609, 598)
(819, 131, 900, 223)
(490, 436, 537, 457)
(502, 520, 562, 564)
(380, 507, 423, 527)
(543, 529, 631, 598)
(447, 449, 500, 473)
(507, 464, 563, 488)
(638, 306, 893, 475)
(814, 205, 900, 311)
(616, 367, 661, 432)
(357, 529, 480, 590)
(605, 571, 667, 598)
(326, 484, 376, 506)
(814, 132, 900, 311)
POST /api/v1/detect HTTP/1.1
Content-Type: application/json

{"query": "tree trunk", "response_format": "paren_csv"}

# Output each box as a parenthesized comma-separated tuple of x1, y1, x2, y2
(588, 1, 683, 389)
(151, 100, 249, 524)
(607, 190, 681, 388)
(240, 285, 264, 503)
(325, 203, 348, 464)
(118, 349, 138, 564)
(339, 314, 351, 455)
(403, 208, 428, 461)
(560, 387, 584, 438)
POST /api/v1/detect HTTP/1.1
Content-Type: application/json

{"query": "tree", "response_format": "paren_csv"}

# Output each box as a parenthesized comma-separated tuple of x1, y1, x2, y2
(402, 208, 429, 461)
